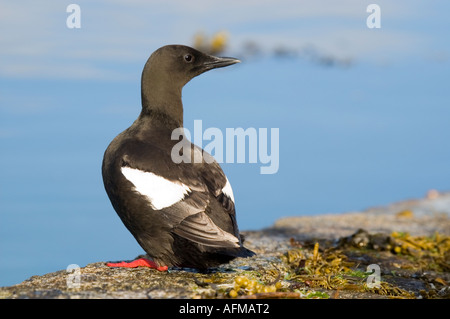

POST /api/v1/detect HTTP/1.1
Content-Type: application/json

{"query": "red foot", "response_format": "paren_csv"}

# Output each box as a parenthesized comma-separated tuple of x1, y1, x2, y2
(106, 258, 168, 271)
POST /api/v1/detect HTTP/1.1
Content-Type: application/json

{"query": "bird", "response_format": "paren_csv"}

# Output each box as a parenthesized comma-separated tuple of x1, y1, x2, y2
(102, 45, 255, 271)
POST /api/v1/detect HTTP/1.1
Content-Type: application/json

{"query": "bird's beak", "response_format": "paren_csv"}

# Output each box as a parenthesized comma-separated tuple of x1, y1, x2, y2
(202, 55, 241, 71)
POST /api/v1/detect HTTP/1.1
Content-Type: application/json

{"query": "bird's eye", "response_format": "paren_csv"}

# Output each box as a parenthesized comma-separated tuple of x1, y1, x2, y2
(184, 54, 194, 63)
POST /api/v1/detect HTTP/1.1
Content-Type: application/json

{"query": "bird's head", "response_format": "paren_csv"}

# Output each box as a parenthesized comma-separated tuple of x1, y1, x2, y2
(140, 45, 240, 126)
(144, 44, 240, 87)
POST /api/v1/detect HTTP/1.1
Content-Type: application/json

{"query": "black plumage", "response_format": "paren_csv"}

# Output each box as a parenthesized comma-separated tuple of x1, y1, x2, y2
(102, 45, 255, 269)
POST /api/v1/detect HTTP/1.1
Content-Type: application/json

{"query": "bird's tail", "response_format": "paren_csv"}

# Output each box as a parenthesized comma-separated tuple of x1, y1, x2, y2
(220, 244, 255, 259)
(236, 233, 255, 258)
(238, 246, 256, 258)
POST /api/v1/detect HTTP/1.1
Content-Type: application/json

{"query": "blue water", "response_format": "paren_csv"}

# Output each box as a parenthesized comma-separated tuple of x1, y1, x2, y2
(1, 56, 450, 287)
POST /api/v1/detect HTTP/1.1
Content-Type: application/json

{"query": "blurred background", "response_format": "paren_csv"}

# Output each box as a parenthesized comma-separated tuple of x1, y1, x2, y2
(1, 0, 449, 286)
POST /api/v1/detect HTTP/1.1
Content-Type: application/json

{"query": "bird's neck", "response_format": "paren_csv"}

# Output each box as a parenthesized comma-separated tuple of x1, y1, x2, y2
(140, 73, 184, 130)
(137, 106, 183, 133)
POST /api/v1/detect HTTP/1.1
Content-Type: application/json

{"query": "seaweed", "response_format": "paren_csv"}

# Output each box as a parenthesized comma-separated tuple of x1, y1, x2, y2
(224, 230, 449, 299)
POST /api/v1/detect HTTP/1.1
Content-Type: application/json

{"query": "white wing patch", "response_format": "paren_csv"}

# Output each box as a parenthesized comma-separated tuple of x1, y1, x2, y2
(121, 166, 191, 210)
(222, 177, 235, 203)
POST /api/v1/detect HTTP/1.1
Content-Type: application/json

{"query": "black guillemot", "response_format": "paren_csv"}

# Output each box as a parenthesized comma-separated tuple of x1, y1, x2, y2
(102, 45, 255, 270)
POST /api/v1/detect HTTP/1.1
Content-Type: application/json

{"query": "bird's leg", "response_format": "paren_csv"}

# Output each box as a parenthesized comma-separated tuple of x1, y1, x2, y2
(106, 258, 168, 271)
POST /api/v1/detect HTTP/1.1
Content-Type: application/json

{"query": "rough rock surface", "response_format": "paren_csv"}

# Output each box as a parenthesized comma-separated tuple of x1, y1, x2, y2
(1, 191, 449, 299)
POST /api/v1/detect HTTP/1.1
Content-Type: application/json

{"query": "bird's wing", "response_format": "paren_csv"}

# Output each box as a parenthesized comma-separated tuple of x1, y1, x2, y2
(170, 209, 241, 248)
(120, 144, 240, 249)
(197, 148, 236, 213)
